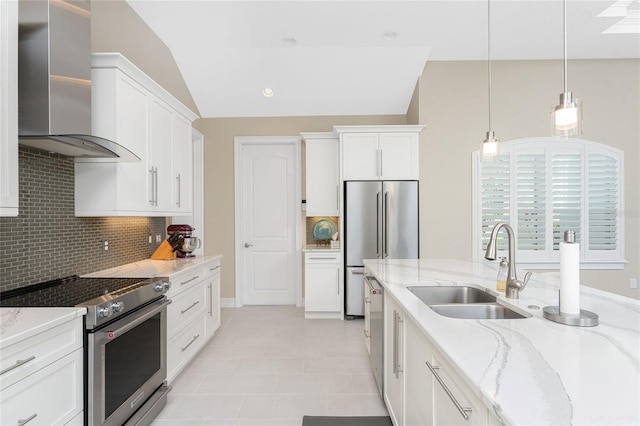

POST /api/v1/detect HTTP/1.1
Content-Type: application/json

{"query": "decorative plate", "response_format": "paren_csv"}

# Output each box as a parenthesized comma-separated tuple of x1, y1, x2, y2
(313, 218, 337, 240)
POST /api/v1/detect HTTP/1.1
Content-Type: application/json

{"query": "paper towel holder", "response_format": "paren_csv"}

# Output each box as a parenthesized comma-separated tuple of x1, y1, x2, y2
(543, 291, 599, 327)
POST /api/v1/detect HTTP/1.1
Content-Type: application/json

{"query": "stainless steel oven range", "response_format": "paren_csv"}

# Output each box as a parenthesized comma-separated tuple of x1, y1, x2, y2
(0, 275, 173, 426)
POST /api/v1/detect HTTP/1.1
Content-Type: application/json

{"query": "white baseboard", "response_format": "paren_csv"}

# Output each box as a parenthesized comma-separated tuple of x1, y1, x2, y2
(220, 298, 236, 308)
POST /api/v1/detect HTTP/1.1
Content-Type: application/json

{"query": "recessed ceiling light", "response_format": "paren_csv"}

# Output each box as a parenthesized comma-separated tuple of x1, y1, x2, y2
(282, 37, 297, 46)
(382, 32, 399, 41)
(262, 87, 274, 98)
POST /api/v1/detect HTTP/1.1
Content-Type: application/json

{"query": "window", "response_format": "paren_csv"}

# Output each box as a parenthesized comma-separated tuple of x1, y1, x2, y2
(472, 138, 624, 269)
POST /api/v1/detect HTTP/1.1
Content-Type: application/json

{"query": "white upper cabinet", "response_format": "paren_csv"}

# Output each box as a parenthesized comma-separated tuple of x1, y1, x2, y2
(0, 0, 18, 216)
(75, 53, 198, 216)
(335, 125, 425, 181)
(302, 133, 340, 216)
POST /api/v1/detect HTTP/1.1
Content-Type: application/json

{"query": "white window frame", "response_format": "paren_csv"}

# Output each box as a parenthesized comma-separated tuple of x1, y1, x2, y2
(472, 137, 625, 270)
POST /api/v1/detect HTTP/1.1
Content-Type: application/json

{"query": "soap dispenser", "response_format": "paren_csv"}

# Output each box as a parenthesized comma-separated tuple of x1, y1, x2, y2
(497, 257, 508, 292)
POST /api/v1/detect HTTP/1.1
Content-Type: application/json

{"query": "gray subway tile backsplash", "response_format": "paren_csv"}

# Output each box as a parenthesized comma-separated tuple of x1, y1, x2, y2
(0, 147, 166, 292)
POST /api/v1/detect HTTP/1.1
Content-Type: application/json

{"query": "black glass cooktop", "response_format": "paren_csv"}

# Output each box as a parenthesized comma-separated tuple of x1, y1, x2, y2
(0, 276, 152, 307)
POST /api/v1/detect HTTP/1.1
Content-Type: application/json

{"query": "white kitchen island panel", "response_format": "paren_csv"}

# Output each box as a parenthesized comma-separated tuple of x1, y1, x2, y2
(364, 258, 639, 426)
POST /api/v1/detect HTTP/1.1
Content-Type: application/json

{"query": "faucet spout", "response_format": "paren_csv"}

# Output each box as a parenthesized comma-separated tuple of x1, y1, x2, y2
(484, 222, 530, 299)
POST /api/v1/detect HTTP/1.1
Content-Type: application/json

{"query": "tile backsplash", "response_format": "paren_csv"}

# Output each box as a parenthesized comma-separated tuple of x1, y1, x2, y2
(0, 147, 165, 292)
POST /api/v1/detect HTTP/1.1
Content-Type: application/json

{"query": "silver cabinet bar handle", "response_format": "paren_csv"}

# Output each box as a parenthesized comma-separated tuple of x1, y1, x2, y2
(180, 276, 200, 286)
(17, 414, 37, 426)
(426, 361, 472, 421)
(209, 265, 221, 272)
(148, 168, 155, 205)
(0, 356, 36, 375)
(336, 184, 340, 211)
(181, 334, 200, 352)
(352, 270, 365, 275)
(393, 310, 403, 377)
(308, 256, 337, 260)
(208, 283, 213, 315)
(176, 174, 181, 207)
(180, 300, 200, 314)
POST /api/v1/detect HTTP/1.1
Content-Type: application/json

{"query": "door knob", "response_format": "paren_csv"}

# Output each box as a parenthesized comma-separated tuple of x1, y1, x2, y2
(244, 243, 253, 248)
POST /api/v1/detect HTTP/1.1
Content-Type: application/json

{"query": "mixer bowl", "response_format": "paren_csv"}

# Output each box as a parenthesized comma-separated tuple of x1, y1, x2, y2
(181, 236, 201, 256)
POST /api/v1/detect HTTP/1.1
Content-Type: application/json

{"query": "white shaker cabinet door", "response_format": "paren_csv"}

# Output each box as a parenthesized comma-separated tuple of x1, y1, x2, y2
(0, 0, 18, 216)
(384, 295, 405, 426)
(305, 137, 339, 216)
(149, 98, 174, 211)
(173, 113, 193, 214)
(379, 132, 419, 180)
(341, 133, 379, 181)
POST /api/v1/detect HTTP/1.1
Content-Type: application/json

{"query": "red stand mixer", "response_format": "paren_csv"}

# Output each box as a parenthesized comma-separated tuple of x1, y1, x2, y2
(167, 224, 200, 258)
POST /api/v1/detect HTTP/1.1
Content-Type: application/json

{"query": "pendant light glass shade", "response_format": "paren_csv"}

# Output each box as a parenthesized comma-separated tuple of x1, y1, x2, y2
(481, 0, 499, 160)
(481, 131, 499, 158)
(553, 0, 582, 138)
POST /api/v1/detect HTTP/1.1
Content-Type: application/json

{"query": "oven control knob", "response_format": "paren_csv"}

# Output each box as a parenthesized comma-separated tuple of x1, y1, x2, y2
(98, 307, 113, 318)
(154, 281, 171, 292)
(111, 301, 125, 313)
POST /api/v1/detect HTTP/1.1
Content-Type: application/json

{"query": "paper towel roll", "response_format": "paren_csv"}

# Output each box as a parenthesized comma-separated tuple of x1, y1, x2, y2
(560, 240, 580, 315)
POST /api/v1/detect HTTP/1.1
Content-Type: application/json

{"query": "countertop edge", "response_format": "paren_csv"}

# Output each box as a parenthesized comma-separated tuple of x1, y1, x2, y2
(0, 307, 86, 348)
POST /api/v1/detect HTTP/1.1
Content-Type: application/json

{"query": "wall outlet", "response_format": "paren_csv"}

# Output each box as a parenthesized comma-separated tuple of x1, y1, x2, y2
(103, 240, 109, 252)
(156, 234, 162, 243)
(149, 235, 153, 244)
(631, 278, 638, 289)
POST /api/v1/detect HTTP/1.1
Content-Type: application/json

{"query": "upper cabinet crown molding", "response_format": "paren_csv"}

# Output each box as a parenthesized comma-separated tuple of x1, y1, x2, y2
(333, 125, 426, 136)
(92, 53, 199, 122)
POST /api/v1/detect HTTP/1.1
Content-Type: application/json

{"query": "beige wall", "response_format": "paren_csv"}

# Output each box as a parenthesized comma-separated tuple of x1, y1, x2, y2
(91, 0, 199, 115)
(418, 59, 640, 299)
(194, 116, 406, 298)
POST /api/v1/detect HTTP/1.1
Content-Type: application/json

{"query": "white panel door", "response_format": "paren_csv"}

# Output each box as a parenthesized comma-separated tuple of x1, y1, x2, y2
(241, 143, 297, 305)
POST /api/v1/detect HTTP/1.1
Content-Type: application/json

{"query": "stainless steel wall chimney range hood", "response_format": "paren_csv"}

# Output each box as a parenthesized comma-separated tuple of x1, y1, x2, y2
(18, 0, 139, 161)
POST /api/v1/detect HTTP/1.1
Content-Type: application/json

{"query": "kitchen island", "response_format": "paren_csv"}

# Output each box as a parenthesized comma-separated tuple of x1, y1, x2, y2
(364, 258, 639, 425)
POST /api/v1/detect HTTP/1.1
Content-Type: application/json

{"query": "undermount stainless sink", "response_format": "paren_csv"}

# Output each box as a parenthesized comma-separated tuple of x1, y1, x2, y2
(429, 303, 530, 319)
(407, 286, 530, 320)
(407, 286, 497, 304)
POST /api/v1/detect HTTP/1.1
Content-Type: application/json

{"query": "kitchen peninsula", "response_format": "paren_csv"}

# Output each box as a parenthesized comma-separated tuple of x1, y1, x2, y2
(365, 258, 639, 425)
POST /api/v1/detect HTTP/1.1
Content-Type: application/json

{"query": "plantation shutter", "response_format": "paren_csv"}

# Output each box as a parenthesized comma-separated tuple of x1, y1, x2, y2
(480, 154, 510, 252)
(552, 152, 582, 250)
(517, 152, 546, 251)
(588, 153, 618, 251)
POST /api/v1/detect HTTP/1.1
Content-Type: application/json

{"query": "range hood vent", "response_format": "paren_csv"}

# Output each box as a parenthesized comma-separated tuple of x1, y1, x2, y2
(17, 0, 139, 162)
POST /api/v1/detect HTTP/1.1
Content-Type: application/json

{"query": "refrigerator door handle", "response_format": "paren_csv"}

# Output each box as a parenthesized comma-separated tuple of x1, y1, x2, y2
(384, 191, 390, 258)
(376, 191, 381, 257)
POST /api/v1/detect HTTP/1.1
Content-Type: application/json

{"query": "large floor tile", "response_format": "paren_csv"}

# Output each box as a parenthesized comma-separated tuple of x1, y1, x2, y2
(237, 394, 326, 419)
(325, 394, 389, 417)
(155, 395, 244, 420)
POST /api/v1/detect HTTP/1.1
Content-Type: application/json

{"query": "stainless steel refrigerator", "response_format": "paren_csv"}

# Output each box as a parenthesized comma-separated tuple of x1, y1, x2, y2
(344, 180, 419, 317)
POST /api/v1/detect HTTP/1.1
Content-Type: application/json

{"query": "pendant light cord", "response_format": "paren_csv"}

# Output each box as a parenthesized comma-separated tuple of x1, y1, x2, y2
(487, 0, 493, 131)
(563, 0, 568, 93)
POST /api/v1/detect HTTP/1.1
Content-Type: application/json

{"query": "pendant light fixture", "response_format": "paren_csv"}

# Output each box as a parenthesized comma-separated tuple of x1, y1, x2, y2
(481, 0, 499, 159)
(553, 0, 582, 137)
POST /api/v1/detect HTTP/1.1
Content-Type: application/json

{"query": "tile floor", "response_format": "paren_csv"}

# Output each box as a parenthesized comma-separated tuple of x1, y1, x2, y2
(151, 306, 388, 426)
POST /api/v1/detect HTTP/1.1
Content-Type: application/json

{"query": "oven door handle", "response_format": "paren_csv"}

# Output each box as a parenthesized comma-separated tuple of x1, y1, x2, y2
(101, 299, 171, 339)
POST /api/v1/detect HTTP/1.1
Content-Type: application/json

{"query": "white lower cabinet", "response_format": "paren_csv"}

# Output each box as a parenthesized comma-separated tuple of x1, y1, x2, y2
(384, 293, 498, 426)
(166, 258, 221, 384)
(304, 251, 342, 319)
(0, 316, 84, 426)
(384, 295, 405, 426)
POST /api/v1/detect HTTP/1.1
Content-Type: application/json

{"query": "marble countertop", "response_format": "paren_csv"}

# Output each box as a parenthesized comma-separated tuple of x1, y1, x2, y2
(0, 307, 86, 349)
(363, 258, 640, 426)
(82, 255, 222, 279)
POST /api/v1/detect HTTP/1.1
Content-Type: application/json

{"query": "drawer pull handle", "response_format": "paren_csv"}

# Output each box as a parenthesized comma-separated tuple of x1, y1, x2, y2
(0, 356, 36, 375)
(181, 334, 200, 352)
(180, 276, 200, 286)
(308, 257, 337, 260)
(209, 266, 220, 272)
(180, 301, 200, 314)
(426, 361, 472, 421)
(18, 414, 37, 425)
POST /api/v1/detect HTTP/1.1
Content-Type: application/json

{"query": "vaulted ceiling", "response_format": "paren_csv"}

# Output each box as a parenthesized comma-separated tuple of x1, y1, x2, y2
(127, 1, 640, 118)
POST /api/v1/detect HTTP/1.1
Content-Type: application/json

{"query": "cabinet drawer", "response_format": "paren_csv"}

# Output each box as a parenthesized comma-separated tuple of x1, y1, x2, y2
(167, 267, 205, 298)
(167, 280, 207, 337)
(0, 348, 83, 426)
(304, 252, 340, 264)
(0, 318, 83, 390)
(430, 352, 488, 425)
(167, 316, 206, 383)
(202, 259, 221, 278)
